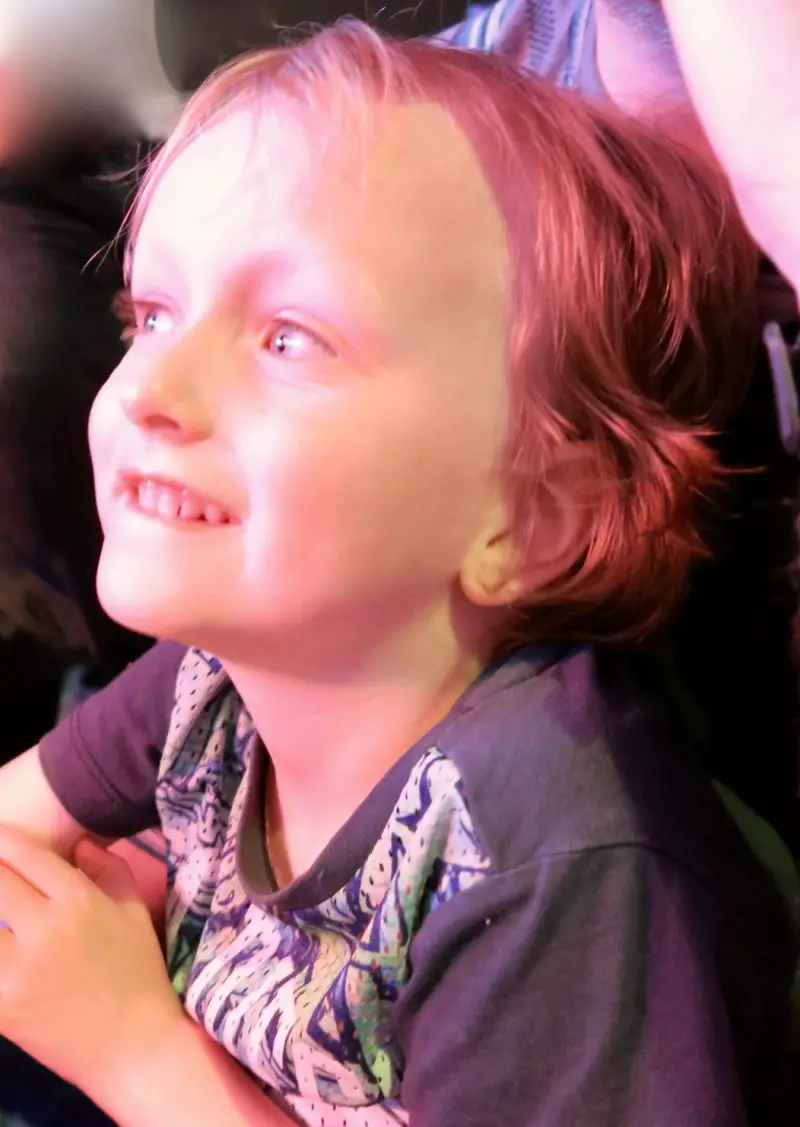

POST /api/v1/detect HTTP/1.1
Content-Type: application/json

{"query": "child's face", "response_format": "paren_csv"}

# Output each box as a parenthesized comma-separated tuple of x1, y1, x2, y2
(90, 98, 512, 664)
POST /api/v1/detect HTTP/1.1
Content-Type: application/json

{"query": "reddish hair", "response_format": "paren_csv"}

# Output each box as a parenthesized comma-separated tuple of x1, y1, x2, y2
(127, 21, 758, 644)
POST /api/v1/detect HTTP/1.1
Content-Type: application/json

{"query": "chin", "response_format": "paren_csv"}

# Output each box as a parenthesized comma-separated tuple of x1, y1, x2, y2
(95, 553, 203, 647)
(97, 588, 180, 644)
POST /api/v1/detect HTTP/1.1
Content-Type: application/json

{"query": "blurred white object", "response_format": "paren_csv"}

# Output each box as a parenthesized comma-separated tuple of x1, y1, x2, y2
(0, 0, 184, 138)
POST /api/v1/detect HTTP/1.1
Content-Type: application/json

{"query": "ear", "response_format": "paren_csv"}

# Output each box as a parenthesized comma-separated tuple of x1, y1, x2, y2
(459, 494, 520, 608)
(459, 443, 601, 608)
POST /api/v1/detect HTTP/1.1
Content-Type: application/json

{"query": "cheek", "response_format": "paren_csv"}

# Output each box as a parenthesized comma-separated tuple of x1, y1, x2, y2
(87, 377, 130, 509)
(238, 418, 366, 541)
(240, 402, 492, 569)
(87, 384, 115, 469)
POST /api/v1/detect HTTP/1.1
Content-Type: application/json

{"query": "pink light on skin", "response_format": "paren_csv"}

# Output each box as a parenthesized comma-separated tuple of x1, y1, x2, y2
(89, 99, 512, 678)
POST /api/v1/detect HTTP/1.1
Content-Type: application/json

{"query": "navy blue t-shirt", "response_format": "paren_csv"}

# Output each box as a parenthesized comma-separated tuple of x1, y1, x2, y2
(40, 640, 798, 1125)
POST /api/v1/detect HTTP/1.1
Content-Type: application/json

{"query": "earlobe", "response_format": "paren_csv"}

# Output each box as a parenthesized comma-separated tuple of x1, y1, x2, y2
(460, 443, 601, 608)
(459, 501, 523, 607)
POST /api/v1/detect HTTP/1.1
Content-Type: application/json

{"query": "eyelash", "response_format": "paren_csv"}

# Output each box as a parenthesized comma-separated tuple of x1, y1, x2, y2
(114, 289, 138, 342)
(113, 288, 333, 359)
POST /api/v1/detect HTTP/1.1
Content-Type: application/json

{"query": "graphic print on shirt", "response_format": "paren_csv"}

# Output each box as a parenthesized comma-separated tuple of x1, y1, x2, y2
(157, 649, 249, 995)
(156, 649, 493, 1126)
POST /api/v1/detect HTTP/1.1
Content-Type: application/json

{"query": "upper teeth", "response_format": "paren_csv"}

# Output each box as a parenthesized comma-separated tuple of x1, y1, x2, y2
(134, 480, 231, 525)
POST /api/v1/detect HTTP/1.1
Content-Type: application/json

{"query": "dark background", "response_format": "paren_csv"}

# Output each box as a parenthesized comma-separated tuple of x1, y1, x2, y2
(155, 0, 468, 91)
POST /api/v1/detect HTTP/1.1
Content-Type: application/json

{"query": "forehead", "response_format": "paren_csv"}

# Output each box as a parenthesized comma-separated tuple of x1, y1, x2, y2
(132, 96, 509, 306)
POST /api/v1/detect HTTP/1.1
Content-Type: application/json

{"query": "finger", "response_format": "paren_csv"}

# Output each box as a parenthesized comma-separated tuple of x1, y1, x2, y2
(0, 863, 49, 932)
(0, 825, 81, 902)
(74, 838, 140, 903)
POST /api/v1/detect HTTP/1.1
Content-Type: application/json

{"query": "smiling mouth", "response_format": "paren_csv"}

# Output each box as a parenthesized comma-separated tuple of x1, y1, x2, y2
(118, 474, 238, 527)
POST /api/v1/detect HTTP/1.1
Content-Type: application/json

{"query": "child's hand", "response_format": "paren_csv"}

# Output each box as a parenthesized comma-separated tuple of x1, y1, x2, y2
(0, 826, 184, 1099)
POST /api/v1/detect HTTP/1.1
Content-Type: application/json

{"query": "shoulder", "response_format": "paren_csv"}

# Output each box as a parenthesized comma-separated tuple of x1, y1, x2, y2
(432, 646, 746, 876)
(300, 644, 753, 901)
(38, 640, 188, 837)
(62, 639, 188, 742)
(386, 650, 796, 1124)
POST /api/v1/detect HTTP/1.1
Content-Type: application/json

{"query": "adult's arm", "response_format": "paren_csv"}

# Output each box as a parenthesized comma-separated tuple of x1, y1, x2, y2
(662, 0, 800, 293)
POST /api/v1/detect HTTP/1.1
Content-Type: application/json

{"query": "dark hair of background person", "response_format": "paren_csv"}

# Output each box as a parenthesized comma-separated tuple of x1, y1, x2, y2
(0, 135, 153, 758)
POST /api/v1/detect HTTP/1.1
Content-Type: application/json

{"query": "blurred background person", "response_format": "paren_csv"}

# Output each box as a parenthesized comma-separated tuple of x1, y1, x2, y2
(0, 0, 182, 759)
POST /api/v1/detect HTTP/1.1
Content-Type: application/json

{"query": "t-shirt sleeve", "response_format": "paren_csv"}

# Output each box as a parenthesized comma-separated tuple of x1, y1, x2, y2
(392, 844, 748, 1127)
(434, 0, 522, 49)
(38, 641, 186, 839)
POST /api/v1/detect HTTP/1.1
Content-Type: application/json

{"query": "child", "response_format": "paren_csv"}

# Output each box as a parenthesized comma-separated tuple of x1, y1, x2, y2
(0, 21, 793, 1127)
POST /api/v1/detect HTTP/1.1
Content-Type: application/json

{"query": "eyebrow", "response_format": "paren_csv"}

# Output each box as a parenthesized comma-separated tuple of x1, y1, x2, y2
(128, 241, 188, 297)
(223, 245, 387, 358)
(235, 245, 372, 304)
(130, 235, 389, 361)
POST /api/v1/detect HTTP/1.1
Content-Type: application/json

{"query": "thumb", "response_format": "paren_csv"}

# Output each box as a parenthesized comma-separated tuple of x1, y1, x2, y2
(73, 837, 139, 902)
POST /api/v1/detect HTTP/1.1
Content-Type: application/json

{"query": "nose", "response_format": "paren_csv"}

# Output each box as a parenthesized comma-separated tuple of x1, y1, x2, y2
(116, 341, 214, 445)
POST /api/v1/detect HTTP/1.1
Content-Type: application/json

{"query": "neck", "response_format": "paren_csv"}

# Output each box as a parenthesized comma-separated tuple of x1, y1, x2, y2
(221, 611, 491, 879)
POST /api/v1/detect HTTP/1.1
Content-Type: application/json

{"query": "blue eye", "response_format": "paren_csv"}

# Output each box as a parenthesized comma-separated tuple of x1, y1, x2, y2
(264, 320, 333, 361)
(141, 307, 174, 334)
(118, 298, 174, 344)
